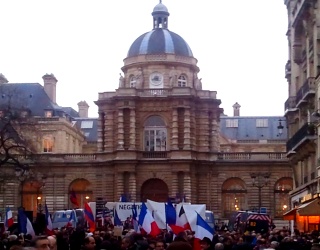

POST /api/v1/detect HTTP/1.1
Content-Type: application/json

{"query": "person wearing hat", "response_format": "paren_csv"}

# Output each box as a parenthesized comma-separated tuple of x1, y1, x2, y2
(200, 237, 213, 250)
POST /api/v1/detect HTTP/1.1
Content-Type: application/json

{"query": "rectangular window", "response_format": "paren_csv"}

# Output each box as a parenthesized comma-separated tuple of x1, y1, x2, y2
(256, 119, 268, 128)
(226, 119, 238, 128)
(45, 111, 53, 118)
(43, 137, 54, 153)
(81, 121, 94, 128)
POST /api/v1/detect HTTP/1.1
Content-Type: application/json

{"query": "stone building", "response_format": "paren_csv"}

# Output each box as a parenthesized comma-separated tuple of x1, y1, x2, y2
(0, 2, 291, 226)
(282, 0, 320, 232)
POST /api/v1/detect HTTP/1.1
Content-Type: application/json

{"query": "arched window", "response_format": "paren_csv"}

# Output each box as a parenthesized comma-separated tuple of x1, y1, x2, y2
(222, 178, 247, 218)
(274, 178, 293, 217)
(178, 75, 187, 87)
(130, 75, 136, 88)
(144, 116, 167, 151)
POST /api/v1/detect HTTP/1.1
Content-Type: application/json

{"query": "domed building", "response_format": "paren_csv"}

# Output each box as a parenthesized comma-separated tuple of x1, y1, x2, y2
(0, 1, 292, 228)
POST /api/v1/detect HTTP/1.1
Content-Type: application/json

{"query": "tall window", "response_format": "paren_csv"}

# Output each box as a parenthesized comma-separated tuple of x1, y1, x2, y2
(178, 75, 187, 87)
(43, 136, 54, 153)
(144, 116, 167, 151)
(274, 178, 293, 217)
(222, 178, 247, 218)
(130, 76, 136, 88)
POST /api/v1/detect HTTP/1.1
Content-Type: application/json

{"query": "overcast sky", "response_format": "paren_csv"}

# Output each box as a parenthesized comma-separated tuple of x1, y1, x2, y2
(0, 0, 288, 117)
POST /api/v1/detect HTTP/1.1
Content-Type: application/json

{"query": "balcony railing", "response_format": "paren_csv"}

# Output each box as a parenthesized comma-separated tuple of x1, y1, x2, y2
(284, 96, 297, 112)
(286, 122, 317, 152)
(296, 77, 315, 107)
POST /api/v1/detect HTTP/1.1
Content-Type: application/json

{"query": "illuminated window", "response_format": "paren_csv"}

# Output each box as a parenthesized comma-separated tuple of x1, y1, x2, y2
(43, 136, 54, 153)
(222, 178, 247, 218)
(178, 75, 187, 87)
(274, 178, 293, 217)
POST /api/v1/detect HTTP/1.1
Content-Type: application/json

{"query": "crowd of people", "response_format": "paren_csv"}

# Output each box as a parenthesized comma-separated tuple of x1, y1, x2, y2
(1, 224, 320, 250)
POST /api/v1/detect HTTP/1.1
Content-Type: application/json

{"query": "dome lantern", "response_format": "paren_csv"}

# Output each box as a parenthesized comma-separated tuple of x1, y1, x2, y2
(152, 0, 170, 29)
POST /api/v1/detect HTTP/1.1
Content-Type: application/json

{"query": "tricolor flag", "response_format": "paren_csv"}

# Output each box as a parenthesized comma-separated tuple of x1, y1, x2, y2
(66, 209, 77, 228)
(84, 202, 95, 232)
(193, 212, 214, 250)
(45, 203, 53, 235)
(69, 189, 79, 207)
(165, 201, 184, 235)
(176, 206, 191, 230)
(114, 209, 122, 226)
(4, 207, 14, 230)
(138, 202, 161, 237)
(18, 208, 35, 238)
(132, 203, 139, 232)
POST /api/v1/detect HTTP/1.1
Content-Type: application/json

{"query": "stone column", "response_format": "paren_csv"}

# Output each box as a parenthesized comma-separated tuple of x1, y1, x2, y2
(210, 118, 220, 151)
(117, 109, 124, 150)
(183, 108, 191, 149)
(198, 110, 210, 151)
(129, 172, 137, 201)
(171, 172, 179, 198)
(171, 108, 178, 150)
(116, 172, 124, 200)
(184, 173, 191, 202)
(105, 111, 114, 151)
(129, 109, 136, 150)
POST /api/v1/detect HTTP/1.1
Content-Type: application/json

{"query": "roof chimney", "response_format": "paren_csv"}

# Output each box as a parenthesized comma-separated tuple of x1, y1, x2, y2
(0, 74, 9, 84)
(78, 101, 89, 118)
(42, 73, 57, 103)
(232, 102, 241, 116)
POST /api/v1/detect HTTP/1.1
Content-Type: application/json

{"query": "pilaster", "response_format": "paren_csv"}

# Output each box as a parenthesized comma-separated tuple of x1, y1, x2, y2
(129, 109, 136, 150)
(171, 108, 178, 150)
(117, 109, 124, 150)
(129, 172, 137, 201)
(183, 108, 191, 149)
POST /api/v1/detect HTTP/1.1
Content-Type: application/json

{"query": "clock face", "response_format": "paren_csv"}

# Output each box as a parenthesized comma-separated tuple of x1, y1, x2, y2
(149, 72, 163, 86)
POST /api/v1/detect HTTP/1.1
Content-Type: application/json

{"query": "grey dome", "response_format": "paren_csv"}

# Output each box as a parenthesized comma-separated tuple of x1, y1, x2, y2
(127, 28, 193, 57)
(153, 3, 168, 12)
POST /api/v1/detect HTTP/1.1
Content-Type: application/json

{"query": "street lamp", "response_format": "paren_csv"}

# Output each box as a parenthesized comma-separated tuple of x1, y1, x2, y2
(250, 173, 270, 211)
(277, 119, 284, 136)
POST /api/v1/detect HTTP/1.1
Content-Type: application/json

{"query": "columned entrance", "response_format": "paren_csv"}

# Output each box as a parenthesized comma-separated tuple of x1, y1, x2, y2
(141, 178, 168, 202)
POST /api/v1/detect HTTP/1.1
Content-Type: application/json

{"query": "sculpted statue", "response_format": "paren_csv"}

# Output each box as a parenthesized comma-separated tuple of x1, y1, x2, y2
(119, 73, 125, 87)
(136, 68, 144, 88)
(169, 67, 177, 87)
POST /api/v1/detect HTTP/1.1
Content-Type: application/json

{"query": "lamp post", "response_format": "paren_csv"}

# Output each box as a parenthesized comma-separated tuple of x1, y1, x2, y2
(250, 173, 270, 211)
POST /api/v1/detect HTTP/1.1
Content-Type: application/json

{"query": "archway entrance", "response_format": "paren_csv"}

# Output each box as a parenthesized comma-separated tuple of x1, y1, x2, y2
(69, 178, 92, 208)
(141, 178, 168, 202)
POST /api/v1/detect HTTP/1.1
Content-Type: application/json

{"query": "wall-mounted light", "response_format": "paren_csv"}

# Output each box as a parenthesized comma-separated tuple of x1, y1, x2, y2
(85, 195, 90, 200)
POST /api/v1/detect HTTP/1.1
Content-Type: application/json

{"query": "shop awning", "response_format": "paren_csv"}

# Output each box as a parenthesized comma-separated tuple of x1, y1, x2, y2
(283, 208, 297, 220)
(297, 198, 320, 216)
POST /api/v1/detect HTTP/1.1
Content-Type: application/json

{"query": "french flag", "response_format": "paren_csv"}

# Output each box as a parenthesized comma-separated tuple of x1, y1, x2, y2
(165, 201, 184, 235)
(4, 207, 14, 230)
(66, 209, 77, 228)
(131, 203, 140, 232)
(45, 203, 53, 235)
(84, 202, 95, 232)
(18, 208, 35, 238)
(138, 202, 161, 237)
(193, 212, 214, 250)
(176, 206, 191, 230)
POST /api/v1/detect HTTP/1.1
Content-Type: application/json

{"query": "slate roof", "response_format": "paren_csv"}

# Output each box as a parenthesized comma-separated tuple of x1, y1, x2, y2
(73, 118, 98, 142)
(220, 116, 287, 141)
(127, 29, 193, 58)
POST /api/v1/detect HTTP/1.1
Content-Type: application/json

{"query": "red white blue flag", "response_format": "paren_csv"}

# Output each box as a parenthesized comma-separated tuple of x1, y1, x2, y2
(4, 207, 14, 230)
(138, 202, 161, 237)
(45, 203, 53, 235)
